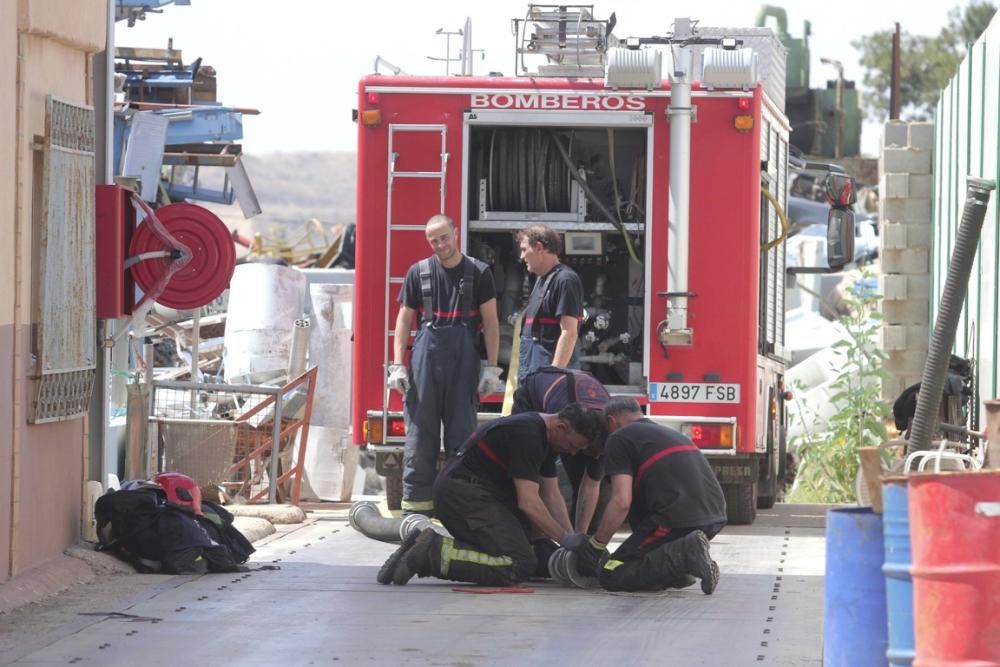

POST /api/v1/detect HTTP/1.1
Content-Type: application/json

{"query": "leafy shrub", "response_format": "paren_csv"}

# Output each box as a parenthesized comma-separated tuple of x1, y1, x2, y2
(789, 273, 890, 503)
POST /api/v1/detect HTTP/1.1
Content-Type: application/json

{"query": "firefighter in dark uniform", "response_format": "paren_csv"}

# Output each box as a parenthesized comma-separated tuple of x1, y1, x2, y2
(378, 404, 607, 587)
(567, 397, 726, 594)
(516, 224, 584, 381)
(387, 214, 502, 517)
(512, 366, 610, 532)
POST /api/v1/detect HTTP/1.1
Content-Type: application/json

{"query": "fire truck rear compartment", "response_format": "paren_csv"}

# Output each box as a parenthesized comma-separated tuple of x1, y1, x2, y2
(466, 124, 648, 389)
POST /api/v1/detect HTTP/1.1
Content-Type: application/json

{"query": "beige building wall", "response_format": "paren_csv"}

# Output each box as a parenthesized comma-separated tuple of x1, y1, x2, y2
(1, 0, 18, 585)
(2, 0, 105, 587)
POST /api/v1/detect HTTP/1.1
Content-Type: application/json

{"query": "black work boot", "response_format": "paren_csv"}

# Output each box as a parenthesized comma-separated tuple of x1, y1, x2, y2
(392, 529, 438, 585)
(679, 531, 719, 595)
(377, 529, 421, 585)
(668, 574, 698, 589)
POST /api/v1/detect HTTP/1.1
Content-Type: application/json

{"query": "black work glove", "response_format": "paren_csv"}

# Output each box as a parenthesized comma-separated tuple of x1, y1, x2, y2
(576, 538, 609, 577)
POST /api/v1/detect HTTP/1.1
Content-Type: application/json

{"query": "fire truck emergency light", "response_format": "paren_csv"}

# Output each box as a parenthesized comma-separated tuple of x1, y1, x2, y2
(700, 47, 757, 89)
(604, 47, 662, 89)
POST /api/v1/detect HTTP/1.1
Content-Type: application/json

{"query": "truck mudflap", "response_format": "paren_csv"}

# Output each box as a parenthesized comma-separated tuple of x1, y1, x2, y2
(709, 453, 759, 526)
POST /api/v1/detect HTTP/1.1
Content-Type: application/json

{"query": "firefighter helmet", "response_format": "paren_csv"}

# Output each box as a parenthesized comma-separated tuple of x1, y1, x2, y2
(153, 471, 204, 516)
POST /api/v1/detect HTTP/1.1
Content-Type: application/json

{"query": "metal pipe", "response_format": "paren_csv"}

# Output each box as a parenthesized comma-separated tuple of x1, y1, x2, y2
(667, 48, 693, 336)
(144, 339, 156, 477)
(908, 177, 995, 454)
(189, 309, 200, 384)
(288, 318, 311, 377)
(268, 393, 283, 503)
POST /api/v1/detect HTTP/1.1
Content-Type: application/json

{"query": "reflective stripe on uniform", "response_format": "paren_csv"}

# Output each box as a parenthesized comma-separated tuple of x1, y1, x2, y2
(603, 559, 623, 571)
(438, 536, 513, 577)
(401, 499, 434, 512)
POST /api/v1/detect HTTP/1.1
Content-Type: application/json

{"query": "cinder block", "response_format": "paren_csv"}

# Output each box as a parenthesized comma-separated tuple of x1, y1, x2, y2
(883, 299, 929, 324)
(881, 147, 932, 175)
(879, 323, 931, 350)
(882, 247, 929, 274)
(881, 197, 932, 223)
(881, 222, 909, 251)
(881, 223, 932, 250)
(908, 123, 936, 150)
(880, 173, 910, 199)
(886, 349, 931, 375)
(881, 375, 905, 403)
(882, 121, 910, 148)
(904, 325, 930, 349)
(908, 225, 932, 248)
(882, 324, 908, 350)
(908, 174, 934, 198)
(880, 273, 909, 300)
(908, 275, 931, 299)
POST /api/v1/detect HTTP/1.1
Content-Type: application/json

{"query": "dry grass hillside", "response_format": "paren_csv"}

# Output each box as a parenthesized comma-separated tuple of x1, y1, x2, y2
(203, 151, 357, 245)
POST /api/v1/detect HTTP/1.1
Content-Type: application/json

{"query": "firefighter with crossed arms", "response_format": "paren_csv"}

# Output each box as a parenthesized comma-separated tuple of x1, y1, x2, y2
(387, 214, 503, 517)
(515, 225, 584, 381)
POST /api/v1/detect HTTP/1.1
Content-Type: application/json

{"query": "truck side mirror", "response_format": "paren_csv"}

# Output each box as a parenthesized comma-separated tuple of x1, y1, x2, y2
(827, 207, 855, 271)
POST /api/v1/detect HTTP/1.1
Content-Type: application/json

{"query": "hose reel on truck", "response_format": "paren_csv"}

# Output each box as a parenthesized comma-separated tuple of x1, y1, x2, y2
(468, 121, 648, 389)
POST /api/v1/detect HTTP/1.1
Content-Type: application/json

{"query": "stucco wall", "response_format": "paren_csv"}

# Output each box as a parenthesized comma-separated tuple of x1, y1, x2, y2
(0, 0, 19, 587)
(3, 0, 105, 582)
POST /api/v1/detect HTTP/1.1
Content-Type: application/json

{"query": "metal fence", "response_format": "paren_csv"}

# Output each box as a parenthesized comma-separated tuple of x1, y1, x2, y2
(932, 15, 1000, 413)
(149, 367, 318, 504)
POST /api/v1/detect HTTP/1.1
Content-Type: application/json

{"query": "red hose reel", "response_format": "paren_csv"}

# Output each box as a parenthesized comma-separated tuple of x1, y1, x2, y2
(128, 202, 236, 310)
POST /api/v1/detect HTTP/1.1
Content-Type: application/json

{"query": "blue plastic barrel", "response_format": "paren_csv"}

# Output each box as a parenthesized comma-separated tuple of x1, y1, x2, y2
(882, 479, 915, 665)
(823, 507, 888, 667)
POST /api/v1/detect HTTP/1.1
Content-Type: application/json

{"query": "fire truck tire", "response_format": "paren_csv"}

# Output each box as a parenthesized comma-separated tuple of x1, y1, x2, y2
(385, 474, 403, 511)
(757, 492, 777, 510)
(724, 482, 757, 525)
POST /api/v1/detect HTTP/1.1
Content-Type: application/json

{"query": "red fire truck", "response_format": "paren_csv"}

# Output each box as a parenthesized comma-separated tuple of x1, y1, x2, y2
(350, 9, 843, 524)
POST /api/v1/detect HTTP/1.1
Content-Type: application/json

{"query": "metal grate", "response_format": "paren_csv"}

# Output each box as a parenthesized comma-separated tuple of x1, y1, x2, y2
(48, 97, 96, 152)
(30, 369, 96, 423)
(29, 97, 97, 424)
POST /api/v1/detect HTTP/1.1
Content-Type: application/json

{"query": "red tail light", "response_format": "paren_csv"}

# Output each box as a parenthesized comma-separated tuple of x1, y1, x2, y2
(687, 423, 735, 448)
(388, 419, 406, 437)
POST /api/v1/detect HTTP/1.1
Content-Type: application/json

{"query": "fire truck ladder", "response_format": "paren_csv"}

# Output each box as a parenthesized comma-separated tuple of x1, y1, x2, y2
(382, 124, 448, 437)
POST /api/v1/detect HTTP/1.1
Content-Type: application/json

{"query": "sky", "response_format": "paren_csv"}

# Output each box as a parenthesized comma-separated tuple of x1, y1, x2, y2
(115, 0, 979, 157)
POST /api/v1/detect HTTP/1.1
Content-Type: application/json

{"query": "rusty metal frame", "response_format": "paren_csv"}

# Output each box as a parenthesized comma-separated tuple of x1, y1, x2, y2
(149, 366, 318, 505)
(227, 367, 318, 505)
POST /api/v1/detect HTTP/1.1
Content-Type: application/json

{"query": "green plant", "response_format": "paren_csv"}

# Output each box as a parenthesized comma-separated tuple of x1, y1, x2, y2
(790, 273, 890, 503)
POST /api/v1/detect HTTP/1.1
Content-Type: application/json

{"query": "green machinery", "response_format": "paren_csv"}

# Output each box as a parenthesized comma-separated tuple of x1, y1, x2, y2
(756, 5, 861, 158)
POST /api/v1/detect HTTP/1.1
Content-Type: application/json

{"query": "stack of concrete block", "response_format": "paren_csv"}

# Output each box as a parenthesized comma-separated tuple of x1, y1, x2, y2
(878, 120, 934, 403)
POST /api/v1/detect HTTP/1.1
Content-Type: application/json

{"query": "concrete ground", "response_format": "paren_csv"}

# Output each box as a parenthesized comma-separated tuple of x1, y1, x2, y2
(0, 503, 828, 666)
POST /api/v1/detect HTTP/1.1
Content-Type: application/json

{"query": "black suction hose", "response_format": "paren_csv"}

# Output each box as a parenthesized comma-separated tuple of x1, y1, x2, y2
(907, 177, 996, 454)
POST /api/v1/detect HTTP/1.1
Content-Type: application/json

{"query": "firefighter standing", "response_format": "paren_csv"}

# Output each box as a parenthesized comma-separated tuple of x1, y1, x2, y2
(567, 397, 726, 594)
(511, 366, 609, 532)
(378, 405, 606, 586)
(387, 214, 502, 517)
(516, 225, 584, 381)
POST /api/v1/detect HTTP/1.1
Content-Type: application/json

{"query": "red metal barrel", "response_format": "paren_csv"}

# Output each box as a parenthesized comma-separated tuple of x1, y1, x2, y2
(908, 470, 1000, 665)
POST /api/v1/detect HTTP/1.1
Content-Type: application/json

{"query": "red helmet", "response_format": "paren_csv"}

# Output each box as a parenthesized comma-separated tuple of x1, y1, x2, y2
(154, 472, 204, 516)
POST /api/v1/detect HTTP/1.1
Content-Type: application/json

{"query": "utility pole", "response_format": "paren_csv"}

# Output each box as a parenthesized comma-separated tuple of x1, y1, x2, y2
(890, 23, 902, 119)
